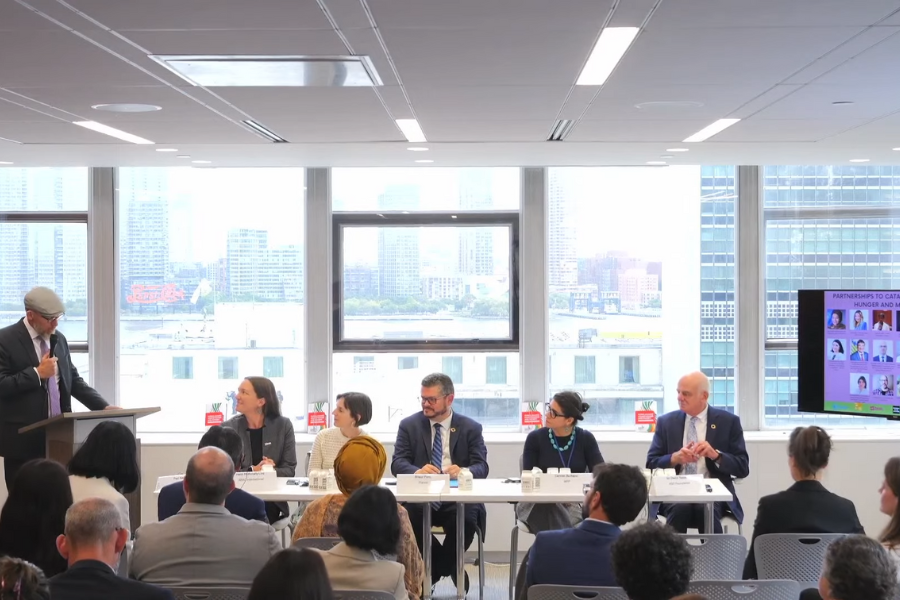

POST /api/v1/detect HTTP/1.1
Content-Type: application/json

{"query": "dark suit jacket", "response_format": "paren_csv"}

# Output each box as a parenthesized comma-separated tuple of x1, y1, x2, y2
(742, 480, 864, 579)
(391, 411, 489, 526)
(157, 481, 268, 523)
(0, 319, 107, 459)
(646, 406, 750, 522)
(222, 414, 297, 477)
(525, 519, 620, 589)
(50, 560, 175, 600)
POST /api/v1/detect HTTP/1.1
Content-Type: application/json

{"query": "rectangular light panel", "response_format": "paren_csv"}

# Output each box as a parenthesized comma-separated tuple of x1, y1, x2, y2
(683, 118, 741, 143)
(576, 27, 640, 86)
(150, 55, 382, 87)
(73, 121, 154, 144)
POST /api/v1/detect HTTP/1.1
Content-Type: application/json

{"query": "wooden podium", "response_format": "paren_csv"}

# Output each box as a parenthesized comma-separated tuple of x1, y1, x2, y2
(19, 407, 160, 531)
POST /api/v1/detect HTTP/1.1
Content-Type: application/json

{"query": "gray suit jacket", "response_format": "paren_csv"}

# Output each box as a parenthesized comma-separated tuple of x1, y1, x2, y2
(317, 543, 408, 600)
(223, 414, 297, 477)
(130, 503, 280, 587)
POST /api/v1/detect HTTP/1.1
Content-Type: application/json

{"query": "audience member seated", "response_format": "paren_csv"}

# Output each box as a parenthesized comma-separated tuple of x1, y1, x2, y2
(50, 498, 174, 600)
(808, 535, 898, 600)
(130, 447, 280, 587)
(743, 426, 864, 579)
(67, 421, 139, 531)
(158, 425, 267, 523)
(0, 557, 50, 600)
(879, 456, 900, 574)
(248, 548, 334, 600)
(611, 522, 691, 600)
(0, 459, 72, 577)
(315, 485, 408, 600)
(524, 464, 647, 596)
(517, 391, 604, 533)
(293, 436, 423, 599)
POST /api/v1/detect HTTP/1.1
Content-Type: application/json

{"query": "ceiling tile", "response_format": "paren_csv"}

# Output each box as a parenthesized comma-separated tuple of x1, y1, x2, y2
(407, 86, 570, 121)
(0, 101, 60, 123)
(108, 119, 260, 144)
(122, 29, 349, 56)
(424, 120, 552, 142)
(650, 0, 900, 27)
(813, 32, 900, 85)
(0, 2, 64, 31)
(714, 118, 869, 142)
(568, 119, 711, 142)
(753, 84, 900, 120)
(367, 0, 613, 30)
(583, 84, 763, 121)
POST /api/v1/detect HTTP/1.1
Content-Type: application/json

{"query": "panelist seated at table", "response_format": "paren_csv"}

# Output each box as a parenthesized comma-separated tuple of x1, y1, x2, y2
(524, 463, 648, 596)
(391, 372, 488, 592)
(646, 371, 750, 534)
(743, 426, 864, 579)
(293, 436, 424, 600)
(158, 425, 267, 523)
(223, 376, 297, 524)
(517, 391, 604, 533)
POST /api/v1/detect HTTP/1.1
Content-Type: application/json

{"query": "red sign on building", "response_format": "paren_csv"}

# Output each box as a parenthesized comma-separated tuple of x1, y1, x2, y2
(127, 284, 186, 304)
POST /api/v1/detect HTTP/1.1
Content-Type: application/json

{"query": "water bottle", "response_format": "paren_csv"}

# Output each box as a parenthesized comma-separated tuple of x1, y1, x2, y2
(531, 466, 542, 491)
(459, 468, 474, 491)
(521, 470, 533, 493)
(560, 468, 571, 474)
(326, 469, 337, 491)
(310, 469, 322, 490)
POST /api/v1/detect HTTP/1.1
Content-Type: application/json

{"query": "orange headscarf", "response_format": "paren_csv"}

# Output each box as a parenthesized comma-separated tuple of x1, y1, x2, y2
(333, 436, 387, 497)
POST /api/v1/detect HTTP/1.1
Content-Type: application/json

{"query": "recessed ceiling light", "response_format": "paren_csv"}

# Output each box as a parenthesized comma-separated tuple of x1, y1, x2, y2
(646, 161, 667, 165)
(91, 103, 162, 113)
(577, 27, 640, 86)
(155, 148, 178, 152)
(451, 215, 458, 219)
(0, 161, 13, 165)
(660, 155, 674, 159)
(849, 158, 870, 163)
(73, 121, 154, 144)
(192, 160, 212, 164)
(832, 101, 854, 106)
(683, 118, 740, 143)
(414, 159, 434, 164)
(396, 119, 426, 143)
(407, 147, 429, 152)
(177, 155, 191, 159)
(893, 148, 900, 151)
(666, 148, 690, 152)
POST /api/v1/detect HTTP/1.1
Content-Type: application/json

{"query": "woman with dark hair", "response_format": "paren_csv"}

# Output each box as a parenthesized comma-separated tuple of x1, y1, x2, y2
(224, 376, 297, 523)
(878, 456, 900, 574)
(0, 459, 72, 577)
(0, 557, 50, 600)
(829, 340, 845, 360)
(67, 421, 139, 530)
(743, 426, 863, 579)
(517, 391, 604, 532)
(309, 392, 373, 472)
(248, 548, 334, 600)
(315, 485, 408, 600)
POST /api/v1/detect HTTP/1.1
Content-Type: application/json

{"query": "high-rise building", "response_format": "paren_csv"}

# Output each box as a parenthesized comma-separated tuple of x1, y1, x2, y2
(119, 169, 170, 303)
(548, 170, 577, 289)
(619, 270, 659, 307)
(458, 169, 494, 277)
(344, 265, 379, 298)
(377, 185, 421, 299)
(226, 229, 268, 298)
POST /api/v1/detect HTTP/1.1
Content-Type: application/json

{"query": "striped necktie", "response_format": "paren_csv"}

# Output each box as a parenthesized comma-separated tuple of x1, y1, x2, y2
(430, 424, 443, 510)
(683, 417, 699, 475)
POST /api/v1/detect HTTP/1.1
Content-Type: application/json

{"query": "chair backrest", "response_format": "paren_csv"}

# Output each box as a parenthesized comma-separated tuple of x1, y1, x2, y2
(167, 588, 250, 600)
(293, 536, 342, 551)
(528, 584, 629, 600)
(755, 533, 846, 587)
(681, 534, 747, 580)
(689, 580, 801, 600)
(333, 591, 397, 600)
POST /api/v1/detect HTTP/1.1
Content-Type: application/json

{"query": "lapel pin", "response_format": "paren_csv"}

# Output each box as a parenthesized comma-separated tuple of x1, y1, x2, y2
(710, 424, 717, 430)
(450, 428, 457, 433)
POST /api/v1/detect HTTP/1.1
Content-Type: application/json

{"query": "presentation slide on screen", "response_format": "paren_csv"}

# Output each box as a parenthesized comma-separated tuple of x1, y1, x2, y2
(824, 291, 900, 417)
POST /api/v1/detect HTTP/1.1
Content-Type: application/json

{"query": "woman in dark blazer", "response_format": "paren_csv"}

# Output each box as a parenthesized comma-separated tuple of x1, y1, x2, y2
(223, 376, 297, 523)
(743, 426, 864, 579)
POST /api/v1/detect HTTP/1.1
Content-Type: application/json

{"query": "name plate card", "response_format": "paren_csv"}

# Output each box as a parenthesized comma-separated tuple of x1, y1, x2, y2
(397, 474, 449, 494)
(651, 475, 705, 496)
(234, 470, 277, 491)
(539, 472, 593, 493)
(154, 474, 184, 492)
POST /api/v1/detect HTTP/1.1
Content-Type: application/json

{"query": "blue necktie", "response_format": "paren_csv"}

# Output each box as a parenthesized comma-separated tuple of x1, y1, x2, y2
(684, 417, 699, 475)
(430, 424, 442, 510)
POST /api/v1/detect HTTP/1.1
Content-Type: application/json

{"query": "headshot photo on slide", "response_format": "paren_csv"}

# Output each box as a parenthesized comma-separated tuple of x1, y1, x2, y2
(828, 309, 846, 330)
(827, 339, 846, 361)
(851, 373, 869, 395)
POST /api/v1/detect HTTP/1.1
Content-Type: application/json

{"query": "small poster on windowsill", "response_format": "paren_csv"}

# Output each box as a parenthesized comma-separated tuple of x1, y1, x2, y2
(205, 402, 225, 427)
(635, 400, 657, 432)
(307, 400, 329, 434)
(520, 401, 543, 432)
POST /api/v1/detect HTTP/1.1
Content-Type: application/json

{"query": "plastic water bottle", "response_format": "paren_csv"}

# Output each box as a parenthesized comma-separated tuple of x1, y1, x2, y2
(310, 469, 322, 490)
(521, 470, 533, 493)
(531, 466, 542, 491)
(559, 468, 571, 474)
(326, 469, 337, 491)
(459, 468, 474, 491)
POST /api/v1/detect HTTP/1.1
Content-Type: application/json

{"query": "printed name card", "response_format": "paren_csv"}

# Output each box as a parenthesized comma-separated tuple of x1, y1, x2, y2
(651, 475, 705, 496)
(397, 474, 449, 494)
(540, 472, 593, 493)
(234, 470, 277, 491)
(154, 474, 184, 492)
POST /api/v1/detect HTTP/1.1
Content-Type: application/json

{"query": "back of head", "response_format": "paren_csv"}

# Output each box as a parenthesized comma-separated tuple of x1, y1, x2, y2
(788, 426, 832, 478)
(185, 447, 235, 505)
(338, 485, 400, 556)
(67, 421, 140, 494)
(199, 425, 244, 467)
(64, 498, 123, 553)
(882, 457, 900, 546)
(553, 391, 590, 422)
(612, 523, 691, 600)
(334, 437, 386, 496)
(245, 376, 282, 418)
(823, 535, 897, 600)
(591, 463, 648, 526)
(248, 548, 334, 600)
(0, 558, 49, 600)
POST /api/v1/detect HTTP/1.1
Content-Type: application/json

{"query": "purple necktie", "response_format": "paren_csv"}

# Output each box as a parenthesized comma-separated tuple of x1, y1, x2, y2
(38, 337, 61, 417)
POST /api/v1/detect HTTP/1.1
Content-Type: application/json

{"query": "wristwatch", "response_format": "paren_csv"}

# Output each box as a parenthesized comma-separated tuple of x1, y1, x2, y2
(714, 450, 723, 464)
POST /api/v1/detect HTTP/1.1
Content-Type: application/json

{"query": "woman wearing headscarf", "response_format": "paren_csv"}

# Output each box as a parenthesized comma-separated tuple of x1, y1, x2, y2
(292, 437, 424, 600)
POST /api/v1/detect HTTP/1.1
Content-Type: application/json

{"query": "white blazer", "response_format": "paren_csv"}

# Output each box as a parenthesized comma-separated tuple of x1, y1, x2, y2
(69, 475, 131, 530)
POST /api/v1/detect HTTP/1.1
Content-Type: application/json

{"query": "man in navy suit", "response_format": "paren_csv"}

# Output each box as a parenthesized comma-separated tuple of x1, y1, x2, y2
(157, 425, 267, 523)
(524, 463, 648, 593)
(646, 371, 750, 533)
(391, 372, 489, 590)
(876, 342, 894, 363)
(51, 498, 175, 600)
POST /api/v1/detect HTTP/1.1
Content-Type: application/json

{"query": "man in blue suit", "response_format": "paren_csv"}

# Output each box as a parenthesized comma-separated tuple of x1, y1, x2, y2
(524, 463, 648, 593)
(875, 342, 894, 363)
(850, 339, 870, 361)
(391, 372, 489, 590)
(157, 425, 267, 523)
(646, 371, 749, 533)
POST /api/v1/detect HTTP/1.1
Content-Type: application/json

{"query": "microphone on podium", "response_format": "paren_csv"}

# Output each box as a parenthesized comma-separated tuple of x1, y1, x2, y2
(49, 333, 58, 358)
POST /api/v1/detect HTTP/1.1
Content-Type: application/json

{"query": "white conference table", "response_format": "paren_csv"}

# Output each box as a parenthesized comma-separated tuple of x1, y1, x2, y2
(237, 477, 732, 600)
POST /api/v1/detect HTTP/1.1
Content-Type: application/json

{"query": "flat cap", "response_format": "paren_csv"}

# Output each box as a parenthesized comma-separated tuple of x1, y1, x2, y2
(24, 287, 66, 317)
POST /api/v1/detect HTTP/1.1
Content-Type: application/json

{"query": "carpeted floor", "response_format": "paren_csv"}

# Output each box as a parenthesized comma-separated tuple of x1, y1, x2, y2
(431, 562, 514, 600)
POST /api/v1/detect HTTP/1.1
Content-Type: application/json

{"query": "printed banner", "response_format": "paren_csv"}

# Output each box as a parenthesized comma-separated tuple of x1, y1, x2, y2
(520, 400, 543, 432)
(205, 402, 225, 427)
(307, 400, 330, 433)
(635, 400, 657, 432)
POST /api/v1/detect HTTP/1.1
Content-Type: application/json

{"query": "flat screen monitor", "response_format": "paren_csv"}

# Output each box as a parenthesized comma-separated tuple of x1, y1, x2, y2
(799, 289, 900, 420)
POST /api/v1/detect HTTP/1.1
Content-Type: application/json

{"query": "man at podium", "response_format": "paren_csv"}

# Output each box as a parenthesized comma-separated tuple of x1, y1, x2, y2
(0, 287, 116, 489)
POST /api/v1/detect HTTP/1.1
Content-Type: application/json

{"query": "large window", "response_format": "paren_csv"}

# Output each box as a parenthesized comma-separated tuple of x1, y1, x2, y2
(332, 168, 521, 431)
(118, 168, 305, 433)
(763, 165, 900, 427)
(0, 168, 88, 211)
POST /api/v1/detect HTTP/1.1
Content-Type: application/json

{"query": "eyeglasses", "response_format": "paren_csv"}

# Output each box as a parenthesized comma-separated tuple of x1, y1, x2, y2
(419, 395, 447, 405)
(40, 313, 62, 322)
(544, 402, 562, 419)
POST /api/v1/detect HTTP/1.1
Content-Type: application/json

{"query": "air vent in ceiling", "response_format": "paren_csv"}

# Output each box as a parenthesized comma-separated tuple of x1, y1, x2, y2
(242, 120, 288, 143)
(548, 120, 574, 141)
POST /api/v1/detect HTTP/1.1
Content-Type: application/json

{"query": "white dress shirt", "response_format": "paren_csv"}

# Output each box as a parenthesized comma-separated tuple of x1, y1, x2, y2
(682, 406, 709, 477)
(429, 410, 452, 471)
